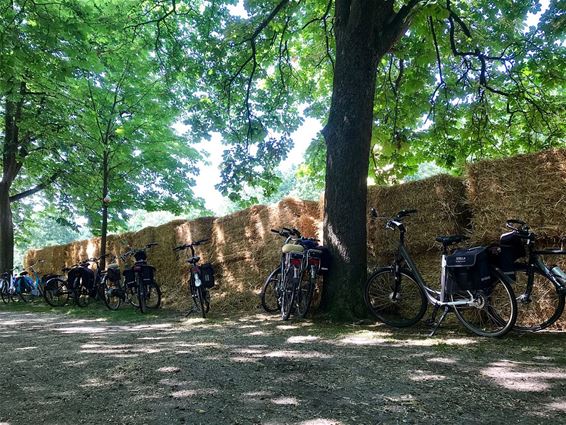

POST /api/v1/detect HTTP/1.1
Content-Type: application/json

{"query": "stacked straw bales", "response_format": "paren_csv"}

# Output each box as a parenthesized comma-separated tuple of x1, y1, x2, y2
(24, 148, 566, 328)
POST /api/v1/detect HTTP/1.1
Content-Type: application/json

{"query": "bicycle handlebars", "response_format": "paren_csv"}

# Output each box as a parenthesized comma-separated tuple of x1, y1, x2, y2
(173, 239, 209, 252)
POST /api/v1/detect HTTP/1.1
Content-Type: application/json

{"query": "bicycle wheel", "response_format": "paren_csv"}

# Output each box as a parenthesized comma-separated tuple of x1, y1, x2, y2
(364, 267, 428, 328)
(513, 269, 565, 331)
(75, 278, 91, 307)
(0, 278, 10, 304)
(280, 269, 296, 321)
(145, 282, 162, 309)
(260, 267, 281, 313)
(452, 275, 517, 337)
(296, 267, 315, 318)
(43, 278, 70, 307)
(16, 277, 33, 303)
(103, 277, 123, 310)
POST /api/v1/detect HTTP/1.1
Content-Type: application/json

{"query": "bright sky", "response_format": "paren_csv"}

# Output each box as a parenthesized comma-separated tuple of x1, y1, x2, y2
(178, 117, 322, 215)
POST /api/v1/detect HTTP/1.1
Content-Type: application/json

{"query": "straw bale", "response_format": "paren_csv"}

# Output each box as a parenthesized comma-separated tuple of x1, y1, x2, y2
(367, 174, 468, 260)
(467, 148, 566, 244)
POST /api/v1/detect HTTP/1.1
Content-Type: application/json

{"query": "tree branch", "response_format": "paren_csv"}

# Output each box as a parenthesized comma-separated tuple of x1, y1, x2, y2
(9, 171, 61, 203)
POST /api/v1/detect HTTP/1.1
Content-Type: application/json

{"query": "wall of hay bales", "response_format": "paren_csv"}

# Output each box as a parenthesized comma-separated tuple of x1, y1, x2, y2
(24, 148, 566, 328)
(24, 198, 321, 313)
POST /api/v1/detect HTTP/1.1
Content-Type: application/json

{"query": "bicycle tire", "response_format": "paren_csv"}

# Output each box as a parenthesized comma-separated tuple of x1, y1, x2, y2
(260, 267, 281, 313)
(204, 289, 210, 313)
(43, 278, 70, 307)
(75, 278, 90, 307)
(364, 267, 428, 328)
(452, 274, 517, 337)
(513, 268, 565, 331)
(145, 282, 162, 309)
(280, 269, 296, 321)
(0, 278, 10, 304)
(16, 277, 33, 303)
(296, 267, 315, 318)
(103, 276, 123, 310)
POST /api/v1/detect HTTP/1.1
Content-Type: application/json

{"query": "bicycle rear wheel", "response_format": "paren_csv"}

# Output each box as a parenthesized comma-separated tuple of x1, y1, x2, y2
(16, 277, 33, 303)
(195, 286, 206, 318)
(260, 267, 281, 313)
(296, 267, 315, 318)
(138, 278, 147, 313)
(145, 282, 162, 309)
(513, 269, 565, 331)
(74, 278, 91, 307)
(452, 275, 517, 337)
(43, 278, 70, 307)
(364, 267, 427, 328)
(280, 269, 296, 321)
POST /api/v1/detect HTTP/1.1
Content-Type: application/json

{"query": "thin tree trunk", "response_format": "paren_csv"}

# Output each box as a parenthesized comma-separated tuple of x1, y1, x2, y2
(100, 150, 109, 270)
(0, 183, 14, 272)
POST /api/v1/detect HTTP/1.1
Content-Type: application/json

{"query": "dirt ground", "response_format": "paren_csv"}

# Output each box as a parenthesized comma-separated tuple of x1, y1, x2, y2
(0, 307, 565, 425)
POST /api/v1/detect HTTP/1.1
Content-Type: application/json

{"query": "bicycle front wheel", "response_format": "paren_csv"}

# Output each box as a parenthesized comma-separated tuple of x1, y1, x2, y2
(260, 267, 281, 313)
(196, 286, 206, 318)
(43, 278, 70, 307)
(296, 267, 315, 318)
(138, 278, 147, 314)
(452, 275, 517, 337)
(0, 278, 10, 304)
(75, 278, 91, 307)
(513, 269, 565, 331)
(280, 270, 296, 321)
(103, 277, 123, 311)
(364, 267, 427, 328)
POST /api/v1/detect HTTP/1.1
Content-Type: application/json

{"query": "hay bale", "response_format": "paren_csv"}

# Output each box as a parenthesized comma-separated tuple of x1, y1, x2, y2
(467, 148, 566, 244)
(367, 174, 468, 260)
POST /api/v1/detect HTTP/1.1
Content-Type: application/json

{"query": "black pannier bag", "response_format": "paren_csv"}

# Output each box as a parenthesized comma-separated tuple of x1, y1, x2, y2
(123, 268, 135, 287)
(499, 231, 526, 278)
(123, 265, 155, 286)
(445, 246, 492, 294)
(199, 263, 215, 288)
(106, 264, 121, 282)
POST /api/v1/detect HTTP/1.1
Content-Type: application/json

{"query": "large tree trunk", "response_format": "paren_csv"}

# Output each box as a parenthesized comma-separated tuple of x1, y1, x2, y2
(319, 1, 396, 319)
(0, 183, 14, 272)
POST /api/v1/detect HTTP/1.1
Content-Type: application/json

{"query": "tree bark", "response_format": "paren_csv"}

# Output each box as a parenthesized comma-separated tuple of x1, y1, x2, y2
(100, 149, 109, 270)
(0, 183, 14, 273)
(318, 0, 396, 319)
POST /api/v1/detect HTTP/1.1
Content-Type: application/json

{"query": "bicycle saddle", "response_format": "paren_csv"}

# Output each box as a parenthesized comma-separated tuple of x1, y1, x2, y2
(187, 256, 200, 264)
(435, 235, 468, 246)
(19, 271, 29, 276)
(282, 244, 304, 254)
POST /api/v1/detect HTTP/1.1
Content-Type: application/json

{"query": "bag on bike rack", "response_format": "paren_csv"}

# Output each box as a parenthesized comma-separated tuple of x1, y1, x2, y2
(445, 246, 492, 293)
(123, 268, 135, 287)
(200, 263, 215, 288)
(141, 265, 155, 284)
(67, 267, 95, 291)
(106, 264, 121, 282)
(498, 231, 526, 278)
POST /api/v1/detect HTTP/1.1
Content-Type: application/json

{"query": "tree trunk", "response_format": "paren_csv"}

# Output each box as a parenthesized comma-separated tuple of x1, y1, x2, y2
(0, 183, 14, 272)
(318, 1, 392, 319)
(100, 150, 109, 271)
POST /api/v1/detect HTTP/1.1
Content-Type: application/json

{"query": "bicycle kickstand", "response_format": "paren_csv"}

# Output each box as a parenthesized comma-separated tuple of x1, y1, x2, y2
(429, 306, 450, 337)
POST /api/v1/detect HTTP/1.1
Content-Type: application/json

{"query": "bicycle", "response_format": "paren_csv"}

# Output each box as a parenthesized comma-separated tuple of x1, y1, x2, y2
(14, 260, 47, 303)
(173, 239, 214, 318)
(0, 268, 19, 304)
(119, 243, 162, 313)
(43, 255, 108, 307)
(364, 209, 517, 337)
(498, 219, 566, 331)
(262, 228, 325, 320)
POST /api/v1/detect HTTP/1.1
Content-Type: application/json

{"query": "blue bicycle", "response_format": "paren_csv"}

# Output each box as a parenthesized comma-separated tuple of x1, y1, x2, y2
(13, 260, 47, 303)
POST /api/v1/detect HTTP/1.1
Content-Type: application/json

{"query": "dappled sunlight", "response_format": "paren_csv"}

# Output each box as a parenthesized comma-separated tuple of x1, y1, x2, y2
(158, 366, 181, 373)
(271, 396, 300, 406)
(427, 357, 457, 364)
(263, 350, 332, 359)
(287, 335, 320, 344)
(545, 400, 566, 412)
(298, 420, 343, 425)
(481, 360, 566, 392)
(171, 388, 218, 399)
(409, 369, 447, 382)
(80, 377, 115, 388)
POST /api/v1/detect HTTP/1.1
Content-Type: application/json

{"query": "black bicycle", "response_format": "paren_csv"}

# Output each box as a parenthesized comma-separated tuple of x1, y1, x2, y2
(174, 239, 214, 318)
(262, 228, 325, 320)
(119, 244, 162, 313)
(498, 219, 566, 331)
(364, 209, 517, 337)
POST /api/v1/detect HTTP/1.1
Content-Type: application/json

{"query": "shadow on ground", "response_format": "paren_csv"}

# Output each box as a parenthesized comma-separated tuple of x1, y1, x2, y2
(0, 308, 565, 425)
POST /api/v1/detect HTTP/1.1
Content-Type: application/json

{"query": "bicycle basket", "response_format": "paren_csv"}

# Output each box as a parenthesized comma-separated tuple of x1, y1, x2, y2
(200, 263, 215, 288)
(445, 246, 492, 294)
